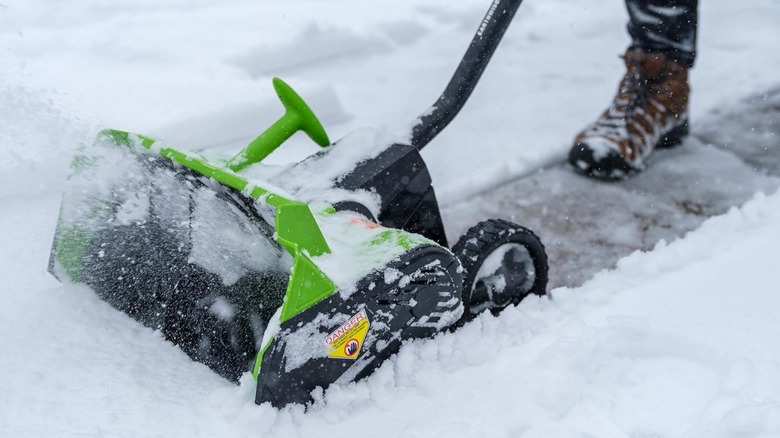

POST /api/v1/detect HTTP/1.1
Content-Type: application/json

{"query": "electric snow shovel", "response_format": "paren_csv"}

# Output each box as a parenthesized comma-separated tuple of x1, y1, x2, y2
(49, 0, 547, 408)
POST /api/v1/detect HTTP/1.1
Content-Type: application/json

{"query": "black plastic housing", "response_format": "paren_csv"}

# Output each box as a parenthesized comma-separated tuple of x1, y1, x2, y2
(255, 244, 463, 407)
(335, 143, 448, 247)
(50, 157, 289, 382)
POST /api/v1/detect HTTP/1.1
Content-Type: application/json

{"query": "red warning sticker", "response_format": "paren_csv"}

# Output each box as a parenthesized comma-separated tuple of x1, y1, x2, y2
(349, 216, 382, 230)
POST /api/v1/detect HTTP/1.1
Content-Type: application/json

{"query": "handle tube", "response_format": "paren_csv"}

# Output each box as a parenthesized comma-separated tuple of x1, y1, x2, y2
(410, 0, 523, 150)
(226, 78, 330, 172)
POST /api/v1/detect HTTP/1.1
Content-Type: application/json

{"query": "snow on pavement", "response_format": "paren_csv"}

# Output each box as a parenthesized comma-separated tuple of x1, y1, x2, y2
(2, 179, 779, 437)
(3, 0, 780, 202)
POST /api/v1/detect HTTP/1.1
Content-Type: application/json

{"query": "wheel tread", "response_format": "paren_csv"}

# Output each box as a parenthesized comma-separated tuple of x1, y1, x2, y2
(451, 219, 548, 324)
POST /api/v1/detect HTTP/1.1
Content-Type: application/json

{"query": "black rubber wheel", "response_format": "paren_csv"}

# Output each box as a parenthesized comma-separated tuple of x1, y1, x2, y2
(452, 219, 548, 323)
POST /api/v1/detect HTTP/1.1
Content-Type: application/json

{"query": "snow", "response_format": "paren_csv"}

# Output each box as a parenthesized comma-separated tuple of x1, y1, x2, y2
(189, 187, 284, 287)
(470, 243, 534, 311)
(2, 0, 780, 436)
(253, 127, 399, 214)
(312, 211, 427, 298)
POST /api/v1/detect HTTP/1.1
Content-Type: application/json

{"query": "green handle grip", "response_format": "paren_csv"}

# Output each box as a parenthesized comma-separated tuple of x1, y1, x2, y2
(226, 77, 330, 172)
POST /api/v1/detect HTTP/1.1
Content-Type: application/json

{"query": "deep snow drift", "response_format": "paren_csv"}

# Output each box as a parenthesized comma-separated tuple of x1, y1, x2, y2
(1, 0, 780, 436)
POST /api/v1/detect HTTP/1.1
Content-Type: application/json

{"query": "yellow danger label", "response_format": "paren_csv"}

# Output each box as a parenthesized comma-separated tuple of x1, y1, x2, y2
(325, 309, 370, 359)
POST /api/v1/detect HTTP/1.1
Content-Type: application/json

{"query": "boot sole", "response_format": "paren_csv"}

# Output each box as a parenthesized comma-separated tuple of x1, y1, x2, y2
(569, 119, 690, 181)
(656, 119, 689, 149)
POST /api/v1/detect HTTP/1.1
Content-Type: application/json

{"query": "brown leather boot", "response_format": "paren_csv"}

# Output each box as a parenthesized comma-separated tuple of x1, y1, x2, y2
(569, 48, 690, 180)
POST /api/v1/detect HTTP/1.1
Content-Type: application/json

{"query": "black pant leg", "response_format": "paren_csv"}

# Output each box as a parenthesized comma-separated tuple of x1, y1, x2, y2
(625, 0, 698, 67)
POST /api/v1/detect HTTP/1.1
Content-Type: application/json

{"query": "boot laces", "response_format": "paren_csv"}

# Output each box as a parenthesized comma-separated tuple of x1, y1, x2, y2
(596, 59, 649, 140)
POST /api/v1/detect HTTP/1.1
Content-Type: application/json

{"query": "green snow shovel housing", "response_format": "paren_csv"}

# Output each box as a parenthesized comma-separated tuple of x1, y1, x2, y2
(49, 0, 547, 407)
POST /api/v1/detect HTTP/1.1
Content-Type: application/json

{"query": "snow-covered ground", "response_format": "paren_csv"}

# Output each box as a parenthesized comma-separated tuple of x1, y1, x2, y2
(1, 0, 779, 436)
